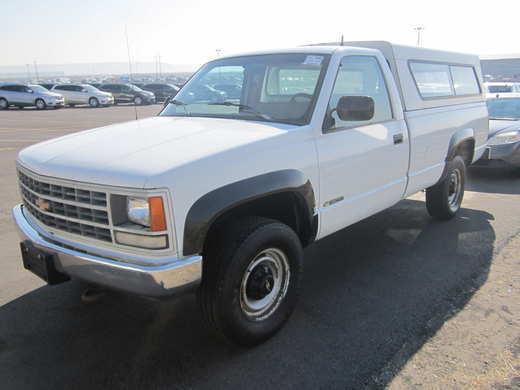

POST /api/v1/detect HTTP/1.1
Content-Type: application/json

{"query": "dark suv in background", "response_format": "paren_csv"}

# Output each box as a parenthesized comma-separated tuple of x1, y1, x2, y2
(99, 83, 155, 105)
(142, 83, 180, 103)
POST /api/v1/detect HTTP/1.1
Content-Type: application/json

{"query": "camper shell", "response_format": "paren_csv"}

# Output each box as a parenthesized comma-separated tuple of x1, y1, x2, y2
(310, 41, 485, 111)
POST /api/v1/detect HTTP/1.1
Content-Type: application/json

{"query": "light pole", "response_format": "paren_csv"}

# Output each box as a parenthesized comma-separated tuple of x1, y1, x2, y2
(414, 26, 424, 46)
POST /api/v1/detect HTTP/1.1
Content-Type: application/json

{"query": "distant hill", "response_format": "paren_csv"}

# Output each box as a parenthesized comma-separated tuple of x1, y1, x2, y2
(0, 62, 198, 78)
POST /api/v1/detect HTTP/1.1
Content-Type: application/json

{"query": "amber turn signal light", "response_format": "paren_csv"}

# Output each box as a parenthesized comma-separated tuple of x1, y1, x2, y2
(148, 197, 167, 232)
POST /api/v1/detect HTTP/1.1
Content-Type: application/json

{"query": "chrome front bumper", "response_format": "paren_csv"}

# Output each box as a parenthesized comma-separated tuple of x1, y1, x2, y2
(12, 204, 202, 297)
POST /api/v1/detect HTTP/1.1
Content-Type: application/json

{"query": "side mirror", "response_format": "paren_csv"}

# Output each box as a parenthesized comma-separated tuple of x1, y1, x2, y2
(82, 89, 88, 93)
(27, 89, 34, 94)
(336, 96, 374, 121)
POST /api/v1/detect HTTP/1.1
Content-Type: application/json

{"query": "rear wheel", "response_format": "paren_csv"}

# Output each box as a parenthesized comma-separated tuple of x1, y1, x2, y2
(199, 217, 303, 346)
(35, 99, 46, 110)
(89, 97, 99, 108)
(0, 98, 7, 109)
(426, 155, 466, 220)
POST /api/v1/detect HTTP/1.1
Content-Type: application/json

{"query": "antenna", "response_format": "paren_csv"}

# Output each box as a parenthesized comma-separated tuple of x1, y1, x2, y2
(125, 25, 138, 121)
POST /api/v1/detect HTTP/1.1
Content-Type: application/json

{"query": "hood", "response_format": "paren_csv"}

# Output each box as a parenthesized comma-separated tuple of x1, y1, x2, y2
(17, 116, 294, 188)
(95, 91, 112, 98)
(42, 91, 63, 98)
(489, 119, 520, 138)
(142, 90, 154, 97)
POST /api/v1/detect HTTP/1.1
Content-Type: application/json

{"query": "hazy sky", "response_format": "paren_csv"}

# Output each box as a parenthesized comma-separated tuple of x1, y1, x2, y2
(2, 0, 518, 68)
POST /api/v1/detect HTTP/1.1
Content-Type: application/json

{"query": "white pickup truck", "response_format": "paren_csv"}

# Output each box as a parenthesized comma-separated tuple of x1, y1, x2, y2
(13, 41, 488, 346)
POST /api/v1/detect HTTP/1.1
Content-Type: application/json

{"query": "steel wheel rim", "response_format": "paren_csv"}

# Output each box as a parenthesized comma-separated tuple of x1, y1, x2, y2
(135, 97, 142, 105)
(90, 98, 98, 107)
(36, 100, 44, 109)
(0, 99, 6, 109)
(447, 169, 462, 212)
(240, 248, 290, 321)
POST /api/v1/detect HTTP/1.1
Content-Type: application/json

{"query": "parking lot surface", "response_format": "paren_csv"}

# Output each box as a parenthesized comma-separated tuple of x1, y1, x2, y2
(0, 107, 519, 389)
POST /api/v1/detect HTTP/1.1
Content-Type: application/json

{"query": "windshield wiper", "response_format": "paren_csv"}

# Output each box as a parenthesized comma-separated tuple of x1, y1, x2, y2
(207, 102, 272, 120)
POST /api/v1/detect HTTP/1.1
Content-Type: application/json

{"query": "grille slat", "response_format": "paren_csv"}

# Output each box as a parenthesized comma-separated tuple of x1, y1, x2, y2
(18, 170, 112, 243)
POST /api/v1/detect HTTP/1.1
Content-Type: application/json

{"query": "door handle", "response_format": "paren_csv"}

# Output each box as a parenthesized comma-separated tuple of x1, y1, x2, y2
(393, 133, 404, 144)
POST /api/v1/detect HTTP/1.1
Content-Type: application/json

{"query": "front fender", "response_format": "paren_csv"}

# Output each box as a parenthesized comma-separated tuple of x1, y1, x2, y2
(182, 169, 315, 256)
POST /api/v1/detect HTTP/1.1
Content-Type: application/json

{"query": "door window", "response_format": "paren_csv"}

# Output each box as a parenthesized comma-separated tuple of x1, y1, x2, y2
(325, 56, 393, 131)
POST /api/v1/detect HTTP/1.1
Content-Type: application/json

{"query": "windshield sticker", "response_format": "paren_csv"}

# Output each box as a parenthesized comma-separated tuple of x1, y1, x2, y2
(303, 55, 324, 65)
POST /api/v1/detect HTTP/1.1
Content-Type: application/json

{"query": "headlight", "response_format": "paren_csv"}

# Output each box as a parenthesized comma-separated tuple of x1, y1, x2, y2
(127, 197, 150, 227)
(488, 130, 520, 146)
(113, 195, 169, 250)
(126, 196, 167, 231)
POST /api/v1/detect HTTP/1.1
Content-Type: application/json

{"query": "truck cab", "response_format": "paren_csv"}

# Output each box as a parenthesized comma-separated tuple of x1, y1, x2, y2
(12, 42, 488, 346)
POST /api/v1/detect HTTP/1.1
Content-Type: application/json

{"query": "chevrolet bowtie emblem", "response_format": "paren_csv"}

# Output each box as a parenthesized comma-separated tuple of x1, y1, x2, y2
(35, 198, 51, 211)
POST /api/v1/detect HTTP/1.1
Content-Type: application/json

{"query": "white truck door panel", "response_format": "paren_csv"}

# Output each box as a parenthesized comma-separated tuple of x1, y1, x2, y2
(316, 120, 408, 238)
(316, 55, 409, 239)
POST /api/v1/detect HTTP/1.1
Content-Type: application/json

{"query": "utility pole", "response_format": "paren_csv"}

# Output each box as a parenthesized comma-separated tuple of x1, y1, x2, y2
(26, 64, 32, 83)
(124, 25, 133, 82)
(414, 26, 424, 46)
(158, 54, 162, 79)
(34, 60, 40, 82)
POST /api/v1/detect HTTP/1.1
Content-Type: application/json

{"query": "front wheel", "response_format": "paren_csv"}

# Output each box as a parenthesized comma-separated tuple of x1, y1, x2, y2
(134, 96, 143, 105)
(199, 217, 302, 346)
(89, 97, 99, 108)
(35, 99, 46, 110)
(426, 155, 466, 220)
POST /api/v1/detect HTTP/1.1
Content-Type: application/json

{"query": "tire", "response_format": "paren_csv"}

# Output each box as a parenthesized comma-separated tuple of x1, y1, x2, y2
(426, 155, 466, 220)
(0, 98, 8, 110)
(69, 104, 75, 108)
(35, 99, 46, 110)
(134, 96, 143, 105)
(199, 217, 303, 346)
(89, 97, 99, 108)
(18, 106, 24, 109)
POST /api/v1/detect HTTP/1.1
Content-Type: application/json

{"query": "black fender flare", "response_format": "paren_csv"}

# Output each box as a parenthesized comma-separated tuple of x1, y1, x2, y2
(182, 169, 316, 256)
(437, 128, 475, 184)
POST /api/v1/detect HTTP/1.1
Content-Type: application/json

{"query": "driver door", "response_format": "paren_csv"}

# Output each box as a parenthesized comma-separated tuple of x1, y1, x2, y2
(316, 55, 409, 238)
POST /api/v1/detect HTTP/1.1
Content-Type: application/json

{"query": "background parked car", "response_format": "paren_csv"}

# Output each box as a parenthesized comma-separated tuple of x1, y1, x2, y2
(38, 83, 56, 90)
(88, 83, 103, 89)
(479, 96, 520, 169)
(52, 84, 114, 107)
(141, 83, 179, 102)
(99, 83, 155, 105)
(0, 84, 64, 110)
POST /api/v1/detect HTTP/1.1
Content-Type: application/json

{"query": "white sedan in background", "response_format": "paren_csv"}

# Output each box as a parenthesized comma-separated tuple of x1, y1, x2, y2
(52, 84, 114, 107)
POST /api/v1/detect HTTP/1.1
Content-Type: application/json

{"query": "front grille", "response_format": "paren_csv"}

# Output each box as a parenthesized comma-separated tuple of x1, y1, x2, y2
(19, 170, 107, 206)
(18, 169, 112, 243)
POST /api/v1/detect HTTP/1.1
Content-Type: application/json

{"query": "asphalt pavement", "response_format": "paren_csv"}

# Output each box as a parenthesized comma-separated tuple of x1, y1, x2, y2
(0, 106, 518, 389)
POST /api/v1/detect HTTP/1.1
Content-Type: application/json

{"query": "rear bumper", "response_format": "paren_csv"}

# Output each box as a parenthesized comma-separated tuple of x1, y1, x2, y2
(12, 204, 202, 297)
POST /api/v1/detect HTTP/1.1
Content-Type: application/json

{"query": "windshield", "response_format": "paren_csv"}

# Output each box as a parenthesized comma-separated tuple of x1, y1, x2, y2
(82, 85, 99, 92)
(28, 85, 49, 93)
(160, 53, 330, 125)
(487, 98, 520, 119)
(130, 84, 144, 92)
(488, 85, 513, 93)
